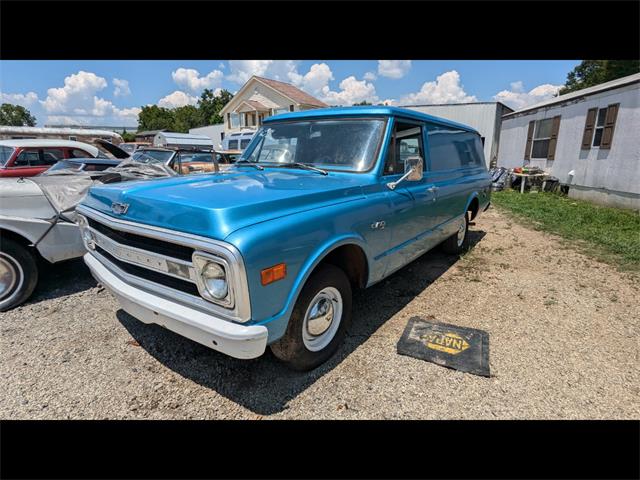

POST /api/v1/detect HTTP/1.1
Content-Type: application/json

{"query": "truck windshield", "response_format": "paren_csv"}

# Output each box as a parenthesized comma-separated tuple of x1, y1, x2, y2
(241, 119, 386, 172)
(0, 146, 15, 166)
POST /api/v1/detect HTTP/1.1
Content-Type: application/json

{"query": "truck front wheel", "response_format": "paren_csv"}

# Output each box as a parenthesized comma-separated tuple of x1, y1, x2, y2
(0, 238, 39, 312)
(270, 264, 352, 371)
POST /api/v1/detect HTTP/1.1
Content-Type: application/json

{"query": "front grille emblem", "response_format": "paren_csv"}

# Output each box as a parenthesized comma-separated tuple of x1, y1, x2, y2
(111, 202, 129, 215)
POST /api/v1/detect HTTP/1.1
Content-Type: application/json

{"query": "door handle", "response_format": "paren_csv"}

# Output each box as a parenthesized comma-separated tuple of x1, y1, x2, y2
(426, 186, 438, 201)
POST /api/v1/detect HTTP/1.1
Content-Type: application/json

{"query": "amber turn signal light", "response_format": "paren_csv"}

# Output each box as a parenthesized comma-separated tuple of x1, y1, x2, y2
(261, 263, 287, 286)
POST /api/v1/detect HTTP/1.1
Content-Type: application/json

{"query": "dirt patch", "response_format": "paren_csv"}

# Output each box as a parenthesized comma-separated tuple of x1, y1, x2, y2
(1, 208, 638, 419)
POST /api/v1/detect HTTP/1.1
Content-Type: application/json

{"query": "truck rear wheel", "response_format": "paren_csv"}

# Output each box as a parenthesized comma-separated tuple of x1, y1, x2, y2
(0, 238, 39, 312)
(440, 213, 470, 255)
(270, 264, 352, 371)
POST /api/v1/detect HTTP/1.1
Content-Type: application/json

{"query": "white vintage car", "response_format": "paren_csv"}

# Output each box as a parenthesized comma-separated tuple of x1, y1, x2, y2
(0, 141, 176, 311)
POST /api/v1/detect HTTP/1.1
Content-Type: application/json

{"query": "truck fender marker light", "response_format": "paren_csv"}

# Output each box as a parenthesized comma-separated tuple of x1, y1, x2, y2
(261, 263, 287, 285)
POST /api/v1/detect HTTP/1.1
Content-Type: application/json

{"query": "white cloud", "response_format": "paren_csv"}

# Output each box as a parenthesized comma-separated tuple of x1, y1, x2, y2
(171, 67, 224, 93)
(493, 81, 562, 110)
(397, 70, 477, 105)
(38, 71, 140, 126)
(364, 71, 377, 81)
(319, 76, 379, 106)
(0, 91, 39, 107)
(289, 63, 334, 96)
(158, 90, 198, 108)
(112, 78, 131, 97)
(226, 60, 303, 85)
(377, 60, 412, 79)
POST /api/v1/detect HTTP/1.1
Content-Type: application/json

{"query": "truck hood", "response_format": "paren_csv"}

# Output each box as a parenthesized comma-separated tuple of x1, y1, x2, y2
(81, 169, 366, 239)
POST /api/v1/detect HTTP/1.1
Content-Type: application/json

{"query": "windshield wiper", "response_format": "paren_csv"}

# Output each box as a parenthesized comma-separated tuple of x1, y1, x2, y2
(234, 160, 264, 170)
(273, 162, 328, 176)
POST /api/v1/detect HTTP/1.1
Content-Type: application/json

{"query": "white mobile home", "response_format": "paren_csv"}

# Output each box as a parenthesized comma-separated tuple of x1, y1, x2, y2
(403, 102, 514, 168)
(497, 73, 640, 210)
(153, 132, 214, 149)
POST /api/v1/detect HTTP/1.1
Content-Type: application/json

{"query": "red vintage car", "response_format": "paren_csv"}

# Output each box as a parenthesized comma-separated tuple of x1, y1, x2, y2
(0, 139, 103, 177)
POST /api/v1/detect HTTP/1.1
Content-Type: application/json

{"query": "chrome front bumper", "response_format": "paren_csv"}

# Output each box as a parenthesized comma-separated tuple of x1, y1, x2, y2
(84, 253, 268, 359)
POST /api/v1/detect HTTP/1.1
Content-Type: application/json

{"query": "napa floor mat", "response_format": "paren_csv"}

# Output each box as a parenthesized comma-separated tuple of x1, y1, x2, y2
(397, 317, 490, 377)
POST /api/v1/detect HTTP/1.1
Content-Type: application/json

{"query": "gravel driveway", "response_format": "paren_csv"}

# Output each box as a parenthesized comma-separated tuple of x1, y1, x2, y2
(1, 208, 638, 419)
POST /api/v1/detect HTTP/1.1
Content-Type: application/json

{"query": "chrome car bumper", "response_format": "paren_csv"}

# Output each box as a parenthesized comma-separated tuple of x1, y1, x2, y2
(84, 253, 268, 359)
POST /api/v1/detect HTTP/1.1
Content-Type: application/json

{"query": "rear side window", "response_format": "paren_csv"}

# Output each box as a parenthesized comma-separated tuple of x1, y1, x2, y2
(228, 140, 239, 150)
(68, 148, 91, 158)
(41, 149, 65, 166)
(427, 126, 484, 171)
(240, 138, 251, 149)
(14, 149, 40, 167)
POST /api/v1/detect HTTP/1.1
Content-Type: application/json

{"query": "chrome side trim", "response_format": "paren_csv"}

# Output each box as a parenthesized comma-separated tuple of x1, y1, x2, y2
(77, 204, 251, 322)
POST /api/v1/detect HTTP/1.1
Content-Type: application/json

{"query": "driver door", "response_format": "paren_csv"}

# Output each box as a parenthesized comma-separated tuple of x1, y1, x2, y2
(380, 121, 439, 277)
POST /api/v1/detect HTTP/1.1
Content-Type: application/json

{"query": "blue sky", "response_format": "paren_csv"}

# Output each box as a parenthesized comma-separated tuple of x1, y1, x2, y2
(0, 60, 579, 127)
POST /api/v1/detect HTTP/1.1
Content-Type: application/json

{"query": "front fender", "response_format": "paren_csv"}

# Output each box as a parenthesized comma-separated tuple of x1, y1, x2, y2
(225, 201, 377, 343)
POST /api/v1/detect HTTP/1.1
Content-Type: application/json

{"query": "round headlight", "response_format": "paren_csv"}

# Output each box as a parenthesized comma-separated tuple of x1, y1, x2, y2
(201, 262, 228, 299)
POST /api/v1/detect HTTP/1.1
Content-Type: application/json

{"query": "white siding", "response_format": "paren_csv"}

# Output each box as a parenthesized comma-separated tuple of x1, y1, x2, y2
(403, 103, 508, 167)
(190, 124, 225, 148)
(497, 82, 640, 209)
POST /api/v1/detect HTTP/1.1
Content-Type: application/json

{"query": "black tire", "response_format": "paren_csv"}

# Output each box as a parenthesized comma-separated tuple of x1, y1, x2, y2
(270, 264, 352, 371)
(0, 238, 39, 312)
(440, 212, 470, 255)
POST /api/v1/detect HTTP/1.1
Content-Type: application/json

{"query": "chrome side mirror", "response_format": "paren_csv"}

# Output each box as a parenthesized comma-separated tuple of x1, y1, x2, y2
(387, 156, 423, 190)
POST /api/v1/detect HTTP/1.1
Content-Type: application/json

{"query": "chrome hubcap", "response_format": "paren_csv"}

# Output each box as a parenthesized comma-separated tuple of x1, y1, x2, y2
(302, 287, 343, 352)
(456, 218, 467, 247)
(0, 255, 18, 299)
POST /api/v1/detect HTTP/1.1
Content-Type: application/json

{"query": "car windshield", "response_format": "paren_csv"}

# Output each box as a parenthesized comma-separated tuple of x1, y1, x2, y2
(131, 149, 174, 164)
(46, 160, 83, 172)
(0, 146, 15, 166)
(120, 144, 136, 153)
(241, 119, 386, 172)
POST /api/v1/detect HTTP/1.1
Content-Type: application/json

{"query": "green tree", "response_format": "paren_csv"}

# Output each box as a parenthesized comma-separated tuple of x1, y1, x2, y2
(172, 105, 204, 133)
(198, 88, 234, 125)
(137, 105, 176, 131)
(0, 103, 37, 126)
(559, 60, 640, 95)
(121, 129, 136, 142)
(352, 100, 372, 106)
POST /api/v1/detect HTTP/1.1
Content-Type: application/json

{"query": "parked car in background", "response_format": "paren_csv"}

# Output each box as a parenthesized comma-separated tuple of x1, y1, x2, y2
(130, 146, 237, 174)
(78, 106, 491, 370)
(0, 139, 105, 177)
(0, 154, 175, 311)
(118, 142, 150, 155)
(222, 129, 256, 151)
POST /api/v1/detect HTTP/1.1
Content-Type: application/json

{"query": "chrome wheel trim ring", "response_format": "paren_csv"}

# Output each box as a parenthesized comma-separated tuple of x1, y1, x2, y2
(0, 253, 23, 309)
(456, 217, 467, 247)
(302, 286, 343, 352)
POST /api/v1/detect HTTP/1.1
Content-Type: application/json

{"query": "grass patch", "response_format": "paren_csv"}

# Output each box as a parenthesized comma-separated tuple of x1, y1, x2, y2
(492, 190, 640, 271)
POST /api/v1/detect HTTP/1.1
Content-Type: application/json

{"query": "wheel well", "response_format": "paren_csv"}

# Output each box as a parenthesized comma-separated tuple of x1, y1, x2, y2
(317, 244, 368, 290)
(0, 228, 40, 258)
(468, 197, 480, 220)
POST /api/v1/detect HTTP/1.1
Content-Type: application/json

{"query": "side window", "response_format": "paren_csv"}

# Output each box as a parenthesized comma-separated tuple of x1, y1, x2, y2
(39, 149, 65, 166)
(427, 127, 484, 171)
(383, 122, 424, 176)
(240, 138, 251, 149)
(228, 139, 239, 150)
(69, 148, 91, 159)
(14, 149, 40, 167)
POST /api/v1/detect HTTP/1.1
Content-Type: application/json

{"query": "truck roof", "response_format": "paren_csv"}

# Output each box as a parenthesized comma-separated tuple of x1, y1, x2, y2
(263, 106, 479, 134)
